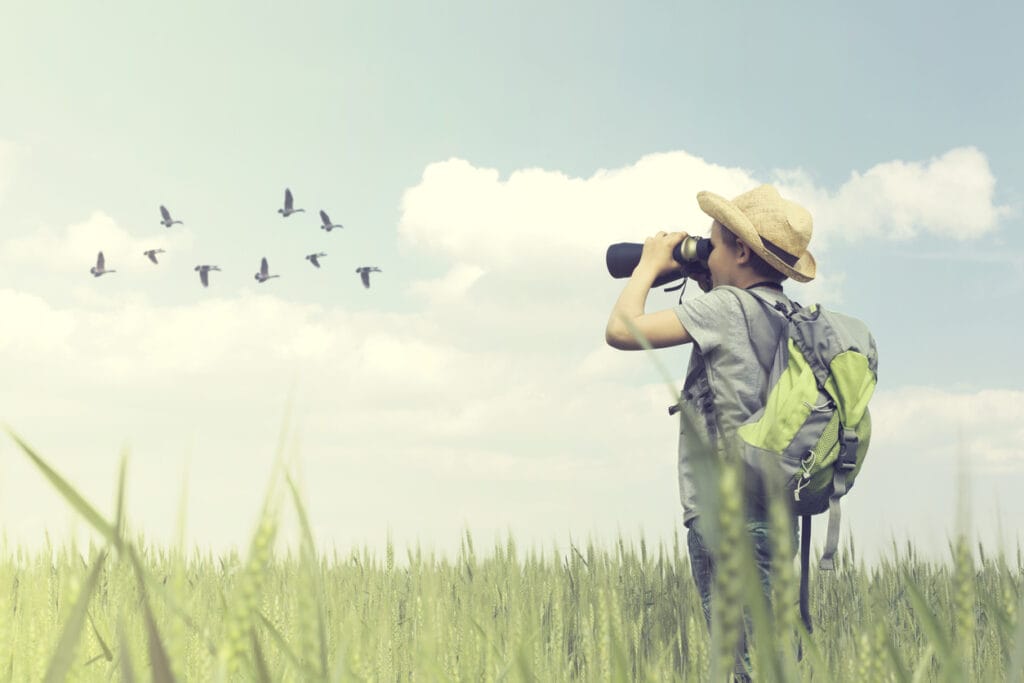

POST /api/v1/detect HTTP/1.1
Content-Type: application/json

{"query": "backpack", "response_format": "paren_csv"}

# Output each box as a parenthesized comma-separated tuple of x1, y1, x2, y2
(735, 287, 878, 633)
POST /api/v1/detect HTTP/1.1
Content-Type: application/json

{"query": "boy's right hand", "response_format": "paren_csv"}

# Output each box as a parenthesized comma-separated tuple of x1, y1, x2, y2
(640, 231, 688, 278)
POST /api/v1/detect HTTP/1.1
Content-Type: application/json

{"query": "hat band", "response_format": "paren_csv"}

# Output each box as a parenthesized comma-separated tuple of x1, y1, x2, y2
(761, 237, 800, 267)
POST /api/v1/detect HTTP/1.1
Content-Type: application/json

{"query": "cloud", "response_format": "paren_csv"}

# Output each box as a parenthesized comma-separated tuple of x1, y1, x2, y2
(775, 147, 1011, 244)
(1, 211, 194, 274)
(870, 386, 1024, 471)
(6, 278, 1018, 477)
(3, 277, 1023, 563)
(408, 263, 486, 304)
(399, 147, 1010, 272)
(398, 152, 757, 267)
(0, 282, 679, 555)
(0, 289, 77, 359)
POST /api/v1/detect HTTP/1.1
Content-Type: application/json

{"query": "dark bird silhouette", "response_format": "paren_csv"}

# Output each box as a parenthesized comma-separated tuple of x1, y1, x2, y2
(90, 251, 116, 277)
(319, 210, 343, 232)
(306, 252, 327, 268)
(277, 188, 305, 217)
(143, 248, 166, 264)
(194, 264, 221, 288)
(159, 205, 183, 228)
(355, 266, 382, 289)
(254, 257, 280, 283)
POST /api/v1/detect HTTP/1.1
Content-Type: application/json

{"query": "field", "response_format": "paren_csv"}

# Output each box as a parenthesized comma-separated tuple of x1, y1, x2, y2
(2, 429, 1021, 682)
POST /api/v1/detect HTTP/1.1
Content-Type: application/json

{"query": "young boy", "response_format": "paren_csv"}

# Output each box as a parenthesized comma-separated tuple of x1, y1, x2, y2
(605, 184, 816, 679)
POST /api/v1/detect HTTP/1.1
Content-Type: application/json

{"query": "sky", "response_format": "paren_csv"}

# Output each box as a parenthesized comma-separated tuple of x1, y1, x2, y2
(1, 1, 1022, 566)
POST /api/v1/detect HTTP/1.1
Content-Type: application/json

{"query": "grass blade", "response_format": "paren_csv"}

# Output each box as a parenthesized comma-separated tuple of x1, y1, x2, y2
(114, 448, 128, 547)
(880, 628, 912, 683)
(903, 573, 962, 681)
(43, 550, 108, 683)
(1007, 590, 1024, 682)
(251, 627, 273, 683)
(258, 610, 312, 677)
(216, 485, 281, 679)
(910, 644, 935, 683)
(87, 610, 114, 663)
(117, 614, 138, 683)
(127, 539, 177, 682)
(285, 468, 329, 679)
(5, 428, 118, 547)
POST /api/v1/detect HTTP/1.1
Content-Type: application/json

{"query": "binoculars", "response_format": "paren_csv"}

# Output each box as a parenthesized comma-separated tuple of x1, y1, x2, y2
(605, 236, 713, 287)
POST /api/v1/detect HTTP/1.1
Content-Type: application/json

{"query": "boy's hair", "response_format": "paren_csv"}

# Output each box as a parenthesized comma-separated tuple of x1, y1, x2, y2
(719, 224, 788, 282)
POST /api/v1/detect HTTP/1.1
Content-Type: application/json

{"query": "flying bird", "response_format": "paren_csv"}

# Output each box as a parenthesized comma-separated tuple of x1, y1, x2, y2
(305, 252, 327, 268)
(194, 264, 221, 288)
(355, 266, 381, 289)
(254, 257, 280, 283)
(143, 248, 166, 264)
(90, 251, 116, 277)
(319, 210, 343, 232)
(159, 205, 183, 228)
(277, 188, 305, 217)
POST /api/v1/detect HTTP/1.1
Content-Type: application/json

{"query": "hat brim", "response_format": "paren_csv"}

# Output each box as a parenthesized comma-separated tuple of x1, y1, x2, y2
(697, 191, 816, 283)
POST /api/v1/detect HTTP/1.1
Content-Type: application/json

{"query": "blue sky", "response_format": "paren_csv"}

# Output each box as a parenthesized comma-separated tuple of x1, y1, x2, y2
(1, 1, 1022, 563)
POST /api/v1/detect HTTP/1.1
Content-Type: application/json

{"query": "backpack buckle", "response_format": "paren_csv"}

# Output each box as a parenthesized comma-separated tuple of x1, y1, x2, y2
(837, 428, 859, 470)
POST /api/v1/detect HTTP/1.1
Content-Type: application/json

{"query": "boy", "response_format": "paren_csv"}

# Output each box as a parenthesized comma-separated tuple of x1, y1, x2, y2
(605, 184, 816, 679)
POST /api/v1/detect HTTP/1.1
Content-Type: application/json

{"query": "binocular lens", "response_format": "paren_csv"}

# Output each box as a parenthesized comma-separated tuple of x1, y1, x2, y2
(605, 236, 712, 287)
(682, 237, 713, 262)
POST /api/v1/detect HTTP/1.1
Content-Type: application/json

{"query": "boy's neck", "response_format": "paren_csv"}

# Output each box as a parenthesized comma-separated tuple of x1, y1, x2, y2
(731, 270, 776, 290)
(746, 280, 783, 291)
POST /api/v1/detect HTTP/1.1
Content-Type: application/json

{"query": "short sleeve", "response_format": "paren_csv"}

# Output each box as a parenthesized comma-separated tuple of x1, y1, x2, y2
(673, 288, 744, 354)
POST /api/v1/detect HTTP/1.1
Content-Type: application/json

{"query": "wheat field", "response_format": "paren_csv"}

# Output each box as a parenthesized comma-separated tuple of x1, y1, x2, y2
(2, 428, 1021, 682)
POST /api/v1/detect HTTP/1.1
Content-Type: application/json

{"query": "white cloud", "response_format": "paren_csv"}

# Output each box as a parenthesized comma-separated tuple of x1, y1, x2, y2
(775, 147, 1011, 244)
(400, 147, 1010, 273)
(0, 281, 679, 556)
(408, 263, 486, 304)
(1, 211, 194, 274)
(578, 344, 638, 380)
(398, 152, 756, 267)
(871, 386, 1024, 471)
(0, 289, 77, 359)
(3, 283, 1023, 564)
(357, 332, 457, 387)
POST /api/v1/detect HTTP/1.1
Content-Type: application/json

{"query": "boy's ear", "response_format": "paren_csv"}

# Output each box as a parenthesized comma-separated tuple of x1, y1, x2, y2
(735, 240, 752, 265)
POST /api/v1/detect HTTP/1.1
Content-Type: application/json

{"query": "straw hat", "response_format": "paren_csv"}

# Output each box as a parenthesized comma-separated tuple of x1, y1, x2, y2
(697, 184, 816, 282)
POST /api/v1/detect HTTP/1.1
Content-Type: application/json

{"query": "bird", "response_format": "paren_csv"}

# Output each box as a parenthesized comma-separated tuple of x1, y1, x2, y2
(355, 266, 382, 289)
(159, 205, 183, 228)
(254, 257, 280, 283)
(305, 252, 327, 268)
(277, 188, 305, 217)
(319, 210, 343, 232)
(194, 264, 221, 288)
(143, 248, 166, 264)
(90, 251, 116, 277)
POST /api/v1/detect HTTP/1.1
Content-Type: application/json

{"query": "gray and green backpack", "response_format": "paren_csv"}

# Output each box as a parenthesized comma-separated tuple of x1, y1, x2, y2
(735, 288, 878, 632)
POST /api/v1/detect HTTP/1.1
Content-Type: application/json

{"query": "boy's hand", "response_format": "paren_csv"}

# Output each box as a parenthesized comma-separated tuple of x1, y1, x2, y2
(639, 231, 688, 278)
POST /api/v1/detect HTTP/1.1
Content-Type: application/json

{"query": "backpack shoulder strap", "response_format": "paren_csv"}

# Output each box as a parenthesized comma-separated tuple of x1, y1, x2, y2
(800, 514, 814, 633)
(717, 285, 795, 373)
(738, 285, 800, 319)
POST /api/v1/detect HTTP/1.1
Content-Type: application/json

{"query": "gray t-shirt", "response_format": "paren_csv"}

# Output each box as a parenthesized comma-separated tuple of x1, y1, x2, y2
(672, 284, 792, 526)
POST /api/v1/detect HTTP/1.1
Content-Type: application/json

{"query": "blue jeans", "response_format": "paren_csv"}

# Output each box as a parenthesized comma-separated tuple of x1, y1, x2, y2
(687, 517, 797, 679)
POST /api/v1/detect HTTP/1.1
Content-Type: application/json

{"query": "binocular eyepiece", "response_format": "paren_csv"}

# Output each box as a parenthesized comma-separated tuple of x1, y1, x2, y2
(606, 236, 713, 287)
